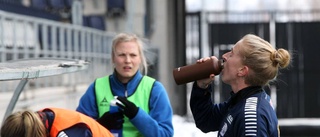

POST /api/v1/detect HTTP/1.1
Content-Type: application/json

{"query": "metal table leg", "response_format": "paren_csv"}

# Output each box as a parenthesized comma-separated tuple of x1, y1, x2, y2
(2, 79, 28, 123)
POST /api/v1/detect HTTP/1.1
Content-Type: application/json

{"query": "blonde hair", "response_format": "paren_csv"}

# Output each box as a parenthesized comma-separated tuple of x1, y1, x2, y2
(1, 110, 47, 137)
(111, 33, 148, 75)
(239, 34, 291, 86)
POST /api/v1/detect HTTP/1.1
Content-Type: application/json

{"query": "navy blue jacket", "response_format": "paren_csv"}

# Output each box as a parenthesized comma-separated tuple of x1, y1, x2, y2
(190, 83, 279, 137)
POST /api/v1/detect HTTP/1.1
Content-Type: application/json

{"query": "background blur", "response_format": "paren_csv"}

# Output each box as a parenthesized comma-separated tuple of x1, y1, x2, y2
(0, 0, 320, 136)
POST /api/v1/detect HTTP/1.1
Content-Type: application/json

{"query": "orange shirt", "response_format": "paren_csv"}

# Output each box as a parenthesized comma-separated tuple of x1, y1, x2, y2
(42, 108, 113, 137)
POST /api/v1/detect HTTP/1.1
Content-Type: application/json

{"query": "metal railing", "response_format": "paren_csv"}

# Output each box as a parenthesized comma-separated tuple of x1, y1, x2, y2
(0, 9, 115, 108)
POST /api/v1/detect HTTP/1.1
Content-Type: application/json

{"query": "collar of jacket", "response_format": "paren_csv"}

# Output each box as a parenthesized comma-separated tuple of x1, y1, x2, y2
(112, 70, 141, 85)
(110, 70, 143, 96)
(37, 111, 54, 136)
(228, 86, 263, 108)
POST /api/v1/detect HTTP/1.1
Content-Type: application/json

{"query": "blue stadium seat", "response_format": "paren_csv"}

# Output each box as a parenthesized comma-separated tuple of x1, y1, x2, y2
(47, 0, 66, 13)
(47, 0, 72, 19)
(0, 0, 21, 5)
(47, 0, 65, 9)
(31, 0, 48, 11)
(65, 0, 73, 9)
(82, 16, 90, 27)
(0, 1, 60, 21)
(87, 15, 106, 31)
(107, 0, 125, 17)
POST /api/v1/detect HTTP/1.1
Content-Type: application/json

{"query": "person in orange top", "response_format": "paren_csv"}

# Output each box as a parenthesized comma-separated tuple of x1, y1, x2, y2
(1, 107, 113, 137)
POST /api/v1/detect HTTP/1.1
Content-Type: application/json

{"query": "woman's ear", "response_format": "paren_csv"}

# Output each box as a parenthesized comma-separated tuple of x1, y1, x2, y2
(237, 66, 249, 77)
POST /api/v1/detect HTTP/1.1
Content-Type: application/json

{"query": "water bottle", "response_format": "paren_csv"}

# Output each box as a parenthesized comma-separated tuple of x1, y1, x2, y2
(173, 57, 224, 85)
(109, 97, 123, 137)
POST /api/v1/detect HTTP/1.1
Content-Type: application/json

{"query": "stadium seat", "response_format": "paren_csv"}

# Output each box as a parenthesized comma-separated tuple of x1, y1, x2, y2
(0, 1, 60, 21)
(107, 0, 125, 17)
(0, 0, 21, 5)
(65, 0, 73, 9)
(31, 0, 48, 11)
(82, 16, 90, 27)
(47, 0, 72, 19)
(87, 15, 106, 31)
(47, 0, 65, 10)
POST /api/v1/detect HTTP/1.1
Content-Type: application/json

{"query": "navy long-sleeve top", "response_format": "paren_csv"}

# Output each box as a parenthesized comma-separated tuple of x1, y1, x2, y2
(190, 83, 279, 137)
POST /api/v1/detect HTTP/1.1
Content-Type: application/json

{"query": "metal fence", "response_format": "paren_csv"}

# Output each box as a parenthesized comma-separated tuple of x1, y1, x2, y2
(0, 9, 116, 113)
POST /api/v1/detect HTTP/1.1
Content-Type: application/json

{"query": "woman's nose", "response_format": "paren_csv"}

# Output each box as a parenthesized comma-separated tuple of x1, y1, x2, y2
(222, 52, 231, 62)
(222, 53, 228, 60)
(125, 56, 131, 62)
